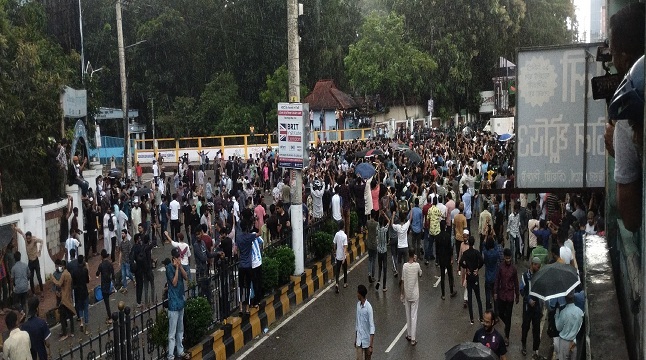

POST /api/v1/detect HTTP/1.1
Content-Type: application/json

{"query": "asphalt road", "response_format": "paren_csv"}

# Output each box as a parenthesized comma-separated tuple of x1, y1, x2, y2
(232, 253, 531, 360)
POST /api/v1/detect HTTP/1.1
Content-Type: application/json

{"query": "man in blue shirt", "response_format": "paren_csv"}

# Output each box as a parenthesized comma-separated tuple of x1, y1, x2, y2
(555, 292, 584, 360)
(408, 198, 424, 260)
(166, 248, 189, 360)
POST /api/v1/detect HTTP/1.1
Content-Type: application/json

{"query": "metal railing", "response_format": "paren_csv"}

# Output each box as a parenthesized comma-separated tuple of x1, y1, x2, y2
(55, 261, 240, 360)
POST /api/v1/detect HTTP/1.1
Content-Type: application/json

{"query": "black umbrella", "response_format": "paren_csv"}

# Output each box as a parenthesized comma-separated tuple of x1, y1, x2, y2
(133, 187, 152, 197)
(403, 149, 422, 164)
(445, 342, 498, 360)
(529, 262, 580, 301)
(108, 168, 122, 178)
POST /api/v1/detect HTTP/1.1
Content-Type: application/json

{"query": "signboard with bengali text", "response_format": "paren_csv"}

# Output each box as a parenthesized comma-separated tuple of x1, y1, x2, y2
(516, 44, 606, 189)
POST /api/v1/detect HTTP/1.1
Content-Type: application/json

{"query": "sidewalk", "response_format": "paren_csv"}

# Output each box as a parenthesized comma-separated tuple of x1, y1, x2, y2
(0, 236, 177, 357)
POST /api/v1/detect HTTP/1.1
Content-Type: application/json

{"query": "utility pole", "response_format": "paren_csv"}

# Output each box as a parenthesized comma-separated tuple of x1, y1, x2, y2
(287, 0, 304, 275)
(151, 98, 156, 158)
(116, 0, 129, 177)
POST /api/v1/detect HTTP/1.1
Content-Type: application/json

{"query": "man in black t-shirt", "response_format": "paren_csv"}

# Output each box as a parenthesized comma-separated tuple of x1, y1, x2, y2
(473, 310, 507, 359)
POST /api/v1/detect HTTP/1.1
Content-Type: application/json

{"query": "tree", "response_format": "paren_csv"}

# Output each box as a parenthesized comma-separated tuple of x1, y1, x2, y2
(344, 12, 436, 118)
(260, 65, 309, 133)
(0, 0, 77, 207)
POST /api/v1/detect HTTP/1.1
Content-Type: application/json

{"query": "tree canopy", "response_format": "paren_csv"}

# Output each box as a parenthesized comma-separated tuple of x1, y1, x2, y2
(344, 12, 436, 118)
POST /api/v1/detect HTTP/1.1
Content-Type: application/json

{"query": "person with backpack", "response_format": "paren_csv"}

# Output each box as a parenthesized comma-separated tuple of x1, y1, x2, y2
(96, 250, 114, 324)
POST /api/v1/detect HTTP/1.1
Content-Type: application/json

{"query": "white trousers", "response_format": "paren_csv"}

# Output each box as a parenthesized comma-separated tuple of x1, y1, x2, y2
(404, 300, 419, 341)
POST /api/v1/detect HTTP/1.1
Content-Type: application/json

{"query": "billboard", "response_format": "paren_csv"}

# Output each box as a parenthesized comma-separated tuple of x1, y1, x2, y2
(277, 103, 309, 169)
(61, 86, 87, 118)
(516, 44, 606, 189)
(479, 91, 495, 114)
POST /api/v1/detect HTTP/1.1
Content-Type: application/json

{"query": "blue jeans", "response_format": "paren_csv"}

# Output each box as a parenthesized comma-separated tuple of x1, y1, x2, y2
(367, 249, 377, 277)
(182, 264, 191, 283)
(168, 308, 185, 359)
(77, 298, 89, 324)
(121, 263, 134, 288)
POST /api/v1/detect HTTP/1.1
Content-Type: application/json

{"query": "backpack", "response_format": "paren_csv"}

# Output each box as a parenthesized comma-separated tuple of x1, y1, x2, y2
(108, 215, 115, 232)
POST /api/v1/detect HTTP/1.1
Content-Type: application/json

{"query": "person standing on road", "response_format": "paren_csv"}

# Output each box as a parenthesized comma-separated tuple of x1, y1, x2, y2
(493, 248, 519, 346)
(250, 234, 264, 307)
(482, 239, 499, 314)
(400, 248, 421, 346)
(473, 310, 508, 360)
(237, 209, 257, 314)
(96, 250, 114, 324)
(333, 220, 348, 293)
(166, 248, 190, 360)
(118, 230, 135, 292)
(365, 211, 378, 284)
(169, 194, 181, 241)
(375, 212, 389, 292)
(14, 226, 44, 297)
(51, 260, 76, 340)
(453, 204, 467, 261)
(436, 220, 457, 300)
(11, 251, 29, 314)
(426, 197, 442, 266)
(408, 198, 424, 261)
(354, 284, 374, 360)
(520, 257, 543, 357)
(102, 207, 117, 262)
(460, 236, 484, 325)
(72, 255, 90, 335)
(555, 292, 584, 360)
(21, 296, 51, 360)
(392, 212, 412, 277)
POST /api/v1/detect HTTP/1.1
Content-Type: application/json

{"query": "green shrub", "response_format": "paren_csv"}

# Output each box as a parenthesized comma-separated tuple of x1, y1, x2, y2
(322, 218, 338, 235)
(271, 246, 296, 283)
(150, 310, 169, 347)
(183, 296, 213, 347)
(311, 231, 333, 259)
(350, 211, 359, 236)
(262, 257, 280, 293)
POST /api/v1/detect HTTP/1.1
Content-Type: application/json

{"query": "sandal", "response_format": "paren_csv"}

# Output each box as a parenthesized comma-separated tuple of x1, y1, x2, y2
(411, 340, 417, 346)
(405, 335, 411, 342)
(343, 283, 348, 288)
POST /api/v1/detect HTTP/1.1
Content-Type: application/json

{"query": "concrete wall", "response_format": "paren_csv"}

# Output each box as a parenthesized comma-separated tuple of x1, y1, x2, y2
(373, 105, 428, 123)
(0, 163, 102, 280)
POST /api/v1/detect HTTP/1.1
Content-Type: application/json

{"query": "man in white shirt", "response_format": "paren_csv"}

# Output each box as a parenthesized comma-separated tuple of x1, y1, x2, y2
(102, 208, 117, 262)
(152, 160, 160, 184)
(169, 193, 182, 241)
(65, 233, 81, 262)
(333, 221, 348, 293)
(130, 199, 142, 235)
(391, 212, 412, 277)
(310, 180, 324, 221)
(331, 186, 342, 222)
(558, 236, 574, 267)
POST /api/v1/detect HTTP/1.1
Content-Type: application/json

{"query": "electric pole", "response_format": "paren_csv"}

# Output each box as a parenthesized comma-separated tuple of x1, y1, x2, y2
(287, 0, 304, 275)
(116, 0, 129, 177)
